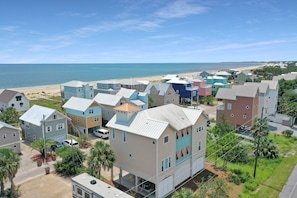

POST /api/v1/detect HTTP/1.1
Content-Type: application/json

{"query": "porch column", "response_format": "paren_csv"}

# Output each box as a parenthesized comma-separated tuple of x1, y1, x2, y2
(135, 176, 139, 192)
(119, 168, 122, 184)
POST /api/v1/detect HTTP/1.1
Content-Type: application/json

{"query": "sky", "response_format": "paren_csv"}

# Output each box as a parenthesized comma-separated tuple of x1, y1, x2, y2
(0, 0, 297, 63)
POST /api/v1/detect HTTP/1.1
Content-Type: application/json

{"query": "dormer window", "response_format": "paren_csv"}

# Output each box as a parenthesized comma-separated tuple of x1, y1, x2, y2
(15, 96, 22, 101)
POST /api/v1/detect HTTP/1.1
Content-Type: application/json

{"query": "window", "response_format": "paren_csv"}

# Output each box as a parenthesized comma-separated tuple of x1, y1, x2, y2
(227, 103, 232, 110)
(187, 146, 191, 154)
(12, 132, 16, 137)
(182, 129, 187, 136)
(27, 133, 30, 140)
(198, 141, 201, 151)
(243, 114, 247, 119)
(181, 148, 186, 157)
(85, 192, 90, 198)
(231, 113, 234, 117)
(56, 123, 64, 130)
(123, 131, 127, 143)
(112, 129, 116, 139)
(77, 118, 80, 122)
(161, 157, 171, 172)
(246, 105, 250, 109)
(20, 102, 23, 107)
(15, 96, 22, 101)
(176, 151, 181, 159)
(46, 126, 52, 132)
(77, 188, 82, 195)
(164, 136, 169, 144)
(53, 115, 57, 119)
(94, 117, 99, 122)
(33, 135, 36, 141)
(89, 109, 94, 114)
(176, 131, 181, 139)
(2, 134, 6, 139)
(197, 126, 203, 132)
(11, 103, 14, 107)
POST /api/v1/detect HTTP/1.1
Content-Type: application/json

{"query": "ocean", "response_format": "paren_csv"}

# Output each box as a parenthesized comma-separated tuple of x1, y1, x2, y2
(0, 62, 262, 89)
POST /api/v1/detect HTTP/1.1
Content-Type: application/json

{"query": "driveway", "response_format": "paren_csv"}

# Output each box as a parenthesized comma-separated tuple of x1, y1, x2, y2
(268, 121, 297, 136)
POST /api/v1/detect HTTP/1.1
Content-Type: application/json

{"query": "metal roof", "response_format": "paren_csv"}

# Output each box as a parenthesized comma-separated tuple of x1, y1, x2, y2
(61, 80, 91, 87)
(0, 121, 20, 131)
(19, 105, 67, 126)
(72, 173, 133, 198)
(116, 88, 137, 98)
(93, 93, 123, 106)
(63, 97, 98, 112)
(118, 78, 143, 85)
(107, 104, 205, 139)
(130, 99, 145, 106)
(114, 103, 139, 112)
(216, 85, 258, 100)
(162, 74, 179, 80)
(166, 78, 190, 84)
(144, 83, 170, 95)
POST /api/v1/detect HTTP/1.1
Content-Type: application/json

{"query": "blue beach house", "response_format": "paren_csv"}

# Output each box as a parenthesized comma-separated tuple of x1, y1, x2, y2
(206, 76, 231, 95)
(116, 88, 148, 110)
(62, 97, 102, 134)
(60, 80, 94, 100)
(166, 78, 198, 105)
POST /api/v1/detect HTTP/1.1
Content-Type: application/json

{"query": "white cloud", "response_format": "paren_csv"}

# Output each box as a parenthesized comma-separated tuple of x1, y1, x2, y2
(27, 45, 50, 51)
(149, 34, 177, 39)
(0, 26, 18, 32)
(156, 0, 206, 19)
(58, 12, 97, 18)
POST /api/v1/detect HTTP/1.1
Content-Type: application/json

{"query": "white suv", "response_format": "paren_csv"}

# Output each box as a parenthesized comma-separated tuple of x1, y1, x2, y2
(63, 139, 79, 147)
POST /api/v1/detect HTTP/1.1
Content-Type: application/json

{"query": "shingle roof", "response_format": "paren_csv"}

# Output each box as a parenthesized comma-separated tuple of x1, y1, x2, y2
(0, 89, 23, 103)
(216, 85, 258, 100)
(0, 121, 20, 131)
(114, 103, 139, 112)
(61, 80, 90, 87)
(93, 93, 123, 106)
(19, 105, 67, 126)
(63, 97, 98, 112)
(261, 80, 278, 90)
(116, 88, 137, 98)
(107, 104, 206, 139)
(244, 82, 269, 93)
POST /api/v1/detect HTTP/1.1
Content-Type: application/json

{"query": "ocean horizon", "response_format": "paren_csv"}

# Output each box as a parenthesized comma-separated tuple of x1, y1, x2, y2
(0, 62, 263, 89)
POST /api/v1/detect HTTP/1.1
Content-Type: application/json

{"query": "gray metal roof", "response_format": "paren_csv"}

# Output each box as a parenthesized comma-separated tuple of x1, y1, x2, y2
(215, 89, 237, 100)
(162, 74, 179, 80)
(107, 104, 205, 139)
(166, 78, 190, 85)
(261, 80, 278, 90)
(244, 82, 269, 93)
(0, 89, 25, 104)
(63, 97, 98, 112)
(273, 73, 297, 81)
(93, 93, 123, 106)
(19, 105, 68, 126)
(119, 78, 143, 85)
(72, 173, 133, 198)
(130, 99, 145, 106)
(0, 121, 20, 131)
(116, 88, 137, 98)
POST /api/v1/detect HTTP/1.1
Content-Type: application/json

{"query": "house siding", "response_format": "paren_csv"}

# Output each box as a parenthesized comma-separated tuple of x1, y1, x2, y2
(0, 127, 21, 154)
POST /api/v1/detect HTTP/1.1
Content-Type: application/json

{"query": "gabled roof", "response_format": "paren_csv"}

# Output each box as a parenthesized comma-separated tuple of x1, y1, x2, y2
(144, 83, 171, 95)
(166, 78, 191, 85)
(19, 105, 68, 126)
(93, 93, 123, 106)
(207, 75, 227, 80)
(116, 88, 137, 98)
(0, 89, 25, 103)
(130, 99, 145, 106)
(114, 103, 139, 112)
(261, 80, 278, 90)
(119, 79, 143, 85)
(107, 104, 206, 139)
(63, 97, 98, 112)
(215, 71, 231, 76)
(216, 85, 258, 100)
(244, 82, 269, 93)
(0, 121, 20, 131)
(61, 80, 90, 87)
(162, 74, 179, 80)
(96, 80, 120, 84)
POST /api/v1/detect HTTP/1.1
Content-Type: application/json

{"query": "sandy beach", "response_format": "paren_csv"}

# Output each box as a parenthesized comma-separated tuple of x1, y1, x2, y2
(0, 65, 263, 100)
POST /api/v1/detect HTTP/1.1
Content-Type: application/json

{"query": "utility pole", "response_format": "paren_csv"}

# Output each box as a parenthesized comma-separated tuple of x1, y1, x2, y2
(253, 107, 264, 178)
(42, 114, 47, 164)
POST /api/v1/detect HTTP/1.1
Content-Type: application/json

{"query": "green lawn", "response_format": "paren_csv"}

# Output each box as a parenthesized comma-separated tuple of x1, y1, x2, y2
(30, 96, 63, 112)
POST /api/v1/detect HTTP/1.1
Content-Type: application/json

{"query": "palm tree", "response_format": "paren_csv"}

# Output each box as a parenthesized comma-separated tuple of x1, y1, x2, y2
(87, 141, 116, 179)
(250, 118, 269, 139)
(30, 138, 55, 158)
(259, 138, 278, 159)
(172, 188, 199, 198)
(0, 162, 8, 196)
(0, 148, 21, 197)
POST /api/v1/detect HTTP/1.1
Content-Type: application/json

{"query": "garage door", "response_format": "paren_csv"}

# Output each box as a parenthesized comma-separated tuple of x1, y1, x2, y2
(175, 161, 191, 187)
(192, 157, 204, 175)
(158, 176, 173, 198)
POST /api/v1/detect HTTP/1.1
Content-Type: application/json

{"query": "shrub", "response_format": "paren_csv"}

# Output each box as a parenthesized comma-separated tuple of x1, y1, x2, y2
(244, 180, 259, 192)
(282, 130, 294, 138)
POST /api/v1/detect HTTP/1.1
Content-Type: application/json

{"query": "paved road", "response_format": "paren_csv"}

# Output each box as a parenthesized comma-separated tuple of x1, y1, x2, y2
(280, 165, 297, 198)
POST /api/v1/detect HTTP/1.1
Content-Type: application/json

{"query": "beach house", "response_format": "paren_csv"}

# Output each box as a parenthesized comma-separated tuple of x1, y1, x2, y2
(261, 80, 279, 118)
(144, 83, 179, 107)
(62, 97, 102, 134)
(106, 103, 208, 198)
(216, 85, 259, 128)
(206, 76, 231, 96)
(60, 80, 94, 100)
(166, 77, 198, 105)
(93, 93, 129, 124)
(19, 105, 69, 143)
(116, 88, 148, 110)
(188, 77, 212, 98)
(119, 79, 148, 92)
(0, 89, 30, 112)
(0, 121, 21, 154)
(94, 80, 121, 95)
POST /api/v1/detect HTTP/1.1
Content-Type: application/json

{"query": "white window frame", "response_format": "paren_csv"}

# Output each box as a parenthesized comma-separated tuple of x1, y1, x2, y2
(112, 129, 116, 139)
(123, 131, 127, 143)
(227, 103, 232, 110)
(46, 126, 52, 132)
(198, 141, 201, 151)
(2, 134, 6, 139)
(161, 157, 171, 172)
(164, 135, 169, 144)
(94, 117, 98, 122)
(56, 123, 65, 130)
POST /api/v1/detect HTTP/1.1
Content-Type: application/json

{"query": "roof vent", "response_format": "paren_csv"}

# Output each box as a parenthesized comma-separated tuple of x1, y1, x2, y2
(90, 180, 96, 185)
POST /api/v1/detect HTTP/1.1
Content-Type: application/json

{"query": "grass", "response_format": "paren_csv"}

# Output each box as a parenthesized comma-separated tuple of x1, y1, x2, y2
(207, 133, 297, 197)
(30, 96, 63, 112)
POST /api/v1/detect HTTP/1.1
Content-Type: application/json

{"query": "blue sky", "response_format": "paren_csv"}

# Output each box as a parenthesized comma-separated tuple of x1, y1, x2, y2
(0, 0, 296, 63)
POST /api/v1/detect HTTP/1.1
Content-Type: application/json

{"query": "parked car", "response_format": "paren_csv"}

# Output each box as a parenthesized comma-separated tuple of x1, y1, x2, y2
(62, 139, 79, 147)
(51, 141, 64, 151)
(93, 128, 109, 139)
